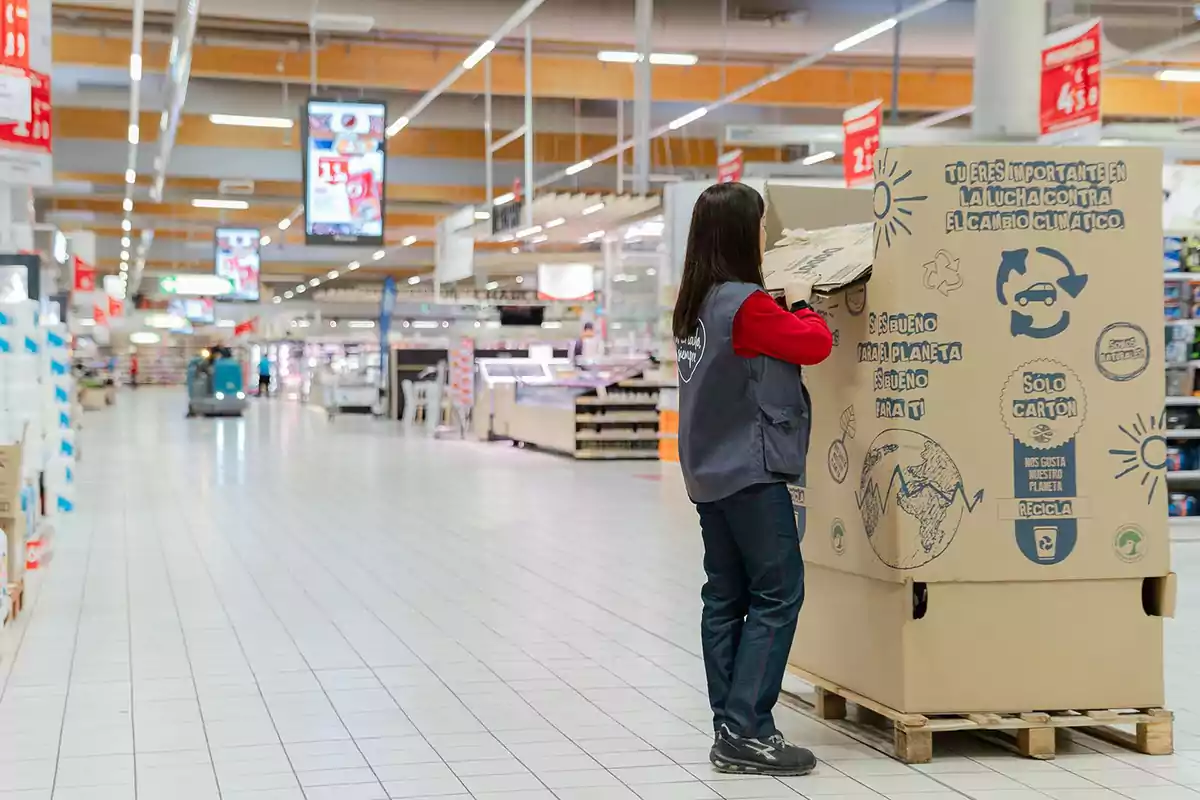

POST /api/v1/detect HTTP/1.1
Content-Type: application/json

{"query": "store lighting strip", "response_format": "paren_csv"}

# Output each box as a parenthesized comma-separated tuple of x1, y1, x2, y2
(117, 0, 145, 301)
(534, 0, 951, 190)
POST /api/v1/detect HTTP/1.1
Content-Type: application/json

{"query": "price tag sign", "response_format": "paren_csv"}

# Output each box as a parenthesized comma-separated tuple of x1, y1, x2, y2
(842, 99, 882, 188)
(317, 156, 350, 185)
(1039, 18, 1101, 142)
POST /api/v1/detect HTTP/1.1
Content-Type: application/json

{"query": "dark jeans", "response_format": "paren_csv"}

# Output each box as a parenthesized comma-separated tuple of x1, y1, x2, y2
(697, 481, 804, 738)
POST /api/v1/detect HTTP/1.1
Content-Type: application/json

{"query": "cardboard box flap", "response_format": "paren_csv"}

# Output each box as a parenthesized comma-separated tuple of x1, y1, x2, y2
(761, 223, 874, 294)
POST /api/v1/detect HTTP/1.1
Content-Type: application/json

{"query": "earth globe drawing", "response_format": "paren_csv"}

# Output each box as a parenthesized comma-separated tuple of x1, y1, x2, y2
(855, 429, 984, 570)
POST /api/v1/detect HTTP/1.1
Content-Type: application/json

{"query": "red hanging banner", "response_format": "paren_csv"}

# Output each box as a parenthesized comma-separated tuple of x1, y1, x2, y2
(233, 317, 258, 337)
(93, 303, 107, 328)
(0, 68, 49, 153)
(107, 296, 123, 319)
(72, 256, 95, 292)
(1039, 18, 1102, 142)
(0, 0, 29, 71)
(842, 100, 882, 188)
(716, 149, 744, 184)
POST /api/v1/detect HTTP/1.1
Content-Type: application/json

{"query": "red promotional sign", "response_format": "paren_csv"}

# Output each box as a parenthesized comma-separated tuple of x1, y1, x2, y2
(233, 317, 258, 337)
(93, 303, 107, 327)
(0, 68, 49, 152)
(1039, 19, 1102, 141)
(0, 0, 29, 70)
(717, 150, 744, 184)
(107, 296, 123, 318)
(72, 256, 95, 292)
(842, 100, 882, 188)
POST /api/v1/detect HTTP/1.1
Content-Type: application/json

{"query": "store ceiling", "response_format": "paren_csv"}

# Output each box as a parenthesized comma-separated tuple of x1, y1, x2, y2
(42, 0, 1200, 291)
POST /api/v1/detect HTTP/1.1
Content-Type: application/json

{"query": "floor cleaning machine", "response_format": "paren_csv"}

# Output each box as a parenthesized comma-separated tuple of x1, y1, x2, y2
(186, 346, 248, 417)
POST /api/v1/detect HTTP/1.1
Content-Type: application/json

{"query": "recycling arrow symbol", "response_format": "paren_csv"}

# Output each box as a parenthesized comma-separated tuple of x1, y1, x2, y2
(923, 250, 962, 296)
(995, 247, 1089, 340)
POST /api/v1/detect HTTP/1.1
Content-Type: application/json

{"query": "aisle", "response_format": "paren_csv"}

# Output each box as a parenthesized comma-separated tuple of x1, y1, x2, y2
(0, 389, 1196, 800)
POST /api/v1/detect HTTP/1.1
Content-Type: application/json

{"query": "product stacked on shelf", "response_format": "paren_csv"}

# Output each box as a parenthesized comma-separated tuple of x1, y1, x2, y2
(575, 386, 661, 459)
(0, 302, 75, 610)
(1165, 234, 1200, 523)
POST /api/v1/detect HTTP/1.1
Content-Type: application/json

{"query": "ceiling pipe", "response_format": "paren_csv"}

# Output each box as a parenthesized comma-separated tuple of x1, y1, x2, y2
(533, 0, 951, 190)
(152, 0, 202, 203)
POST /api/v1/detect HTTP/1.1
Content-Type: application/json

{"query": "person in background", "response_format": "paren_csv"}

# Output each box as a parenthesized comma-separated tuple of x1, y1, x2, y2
(129, 350, 139, 388)
(672, 182, 833, 777)
(258, 353, 272, 397)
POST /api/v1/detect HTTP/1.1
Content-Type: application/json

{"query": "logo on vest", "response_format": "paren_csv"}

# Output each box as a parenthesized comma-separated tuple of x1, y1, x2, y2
(676, 320, 706, 384)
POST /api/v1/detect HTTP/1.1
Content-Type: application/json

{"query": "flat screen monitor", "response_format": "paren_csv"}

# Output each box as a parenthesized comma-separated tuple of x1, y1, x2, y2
(303, 98, 387, 246)
(214, 227, 261, 302)
(499, 306, 545, 327)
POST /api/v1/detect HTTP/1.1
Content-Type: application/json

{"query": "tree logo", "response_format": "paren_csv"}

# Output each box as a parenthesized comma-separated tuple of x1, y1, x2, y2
(831, 519, 847, 556)
(1113, 524, 1148, 563)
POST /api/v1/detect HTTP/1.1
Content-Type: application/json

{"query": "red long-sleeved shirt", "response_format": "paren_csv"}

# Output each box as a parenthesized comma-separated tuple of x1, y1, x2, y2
(732, 290, 833, 365)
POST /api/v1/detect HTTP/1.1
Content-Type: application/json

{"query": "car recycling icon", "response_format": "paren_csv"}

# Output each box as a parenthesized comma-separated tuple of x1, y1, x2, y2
(995, 246, 1089, 340)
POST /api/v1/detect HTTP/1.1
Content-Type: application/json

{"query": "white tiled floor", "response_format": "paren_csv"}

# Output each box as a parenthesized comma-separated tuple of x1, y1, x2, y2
(0, 390, 1197, 800)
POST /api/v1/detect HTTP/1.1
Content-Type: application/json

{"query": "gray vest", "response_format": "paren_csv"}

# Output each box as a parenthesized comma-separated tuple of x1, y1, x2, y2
(677, 281, 812, 503)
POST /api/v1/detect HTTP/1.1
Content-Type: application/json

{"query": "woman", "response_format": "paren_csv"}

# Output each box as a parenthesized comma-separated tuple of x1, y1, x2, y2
(673, 182, 833, 776)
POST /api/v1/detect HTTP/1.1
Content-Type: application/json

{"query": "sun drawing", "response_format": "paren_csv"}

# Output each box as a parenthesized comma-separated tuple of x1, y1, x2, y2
(1110, 412, 1168, 504)
(873, 151, 929, 257)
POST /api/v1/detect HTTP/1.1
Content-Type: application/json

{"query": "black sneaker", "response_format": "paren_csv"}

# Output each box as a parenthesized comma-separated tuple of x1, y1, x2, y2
(710, 724, 817, 776)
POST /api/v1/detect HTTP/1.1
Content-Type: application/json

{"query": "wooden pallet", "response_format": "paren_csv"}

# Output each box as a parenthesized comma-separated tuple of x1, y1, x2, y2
(783, 666, 1173, 764)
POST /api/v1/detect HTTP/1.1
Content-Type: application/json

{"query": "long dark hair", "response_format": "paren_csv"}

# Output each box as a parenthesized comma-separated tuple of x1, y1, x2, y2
(672, 182, 765, 340)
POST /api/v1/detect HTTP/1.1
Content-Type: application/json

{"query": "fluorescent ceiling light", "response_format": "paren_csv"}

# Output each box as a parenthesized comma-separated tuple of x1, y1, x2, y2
(122, 219, 132, 232)
(408, 275, 421, 285)
(79, 319, 96, 327)
(348, 261, 361, 270)
(327, 270, 339, 279)
(129, 53, 142, 81)
(582, 203, 605, 216)
(486, 281, 499, 290)
(159, 110, 168, 131)
(516, 225, 543, 238)
(373, 250, 386, 260)
(278, 218, 292, 230)
(192, 198, 249, 210)
(122, 198, 133, 212)
(529, 234, 549, 244)
(474, 211, 491, 220)
(260, 235, 271, 246)
(463, 40, 496, 70)
(120, 250, 130, 261)
(209, 113, 294, 128)
(542, 321, 563, 329)
(515, 275, 524, 283)
(273, 296, 282, 303)
(497, 234, 516, 243)
(1157, 69, 1200, 82)
(511, 246, 520, 253)
(128, 124, 139, 144)
(802, 150, 837, 165)
(493, 192, 516, 206)
(130, 332, 161, 345)
(309, 278, 320, 287)
(121, 237, 131, 248)
(586, 229, 605, 240)
(545, 217, 565, 228)
(669, 107, 708, 130)
(646, 267, 657, 276)
(412, 320, 439, 329)
(565, 159, 593, 176)
(125, 169, 136, 184)
(833, 18, 897, 52)
(120, 263, 128, 271)
(216, 319, 235, 328)
(596, 51, 698, 66)
(284, 291, 294, 298)
(386, 116, 410, 137)
(402, 235, 418, 246)
(296, 285, 306, 293)
(348, 320, 375, 328)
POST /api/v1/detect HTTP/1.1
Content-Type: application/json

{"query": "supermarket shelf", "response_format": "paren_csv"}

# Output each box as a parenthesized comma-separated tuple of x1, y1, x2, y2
(1165, 272, 1199, 282)
(1171, 516, 1200, 540)
(574, 449, 659, 460)
(618, 379, 676, 389)
(577, 397, 659, 407)
(1166, 429, 1200, 439)
(1167, 396, 1200, 406)
(576, 431, 661, 441)
(1167, 470, 1200, 482)
(576, 413, 660, 424)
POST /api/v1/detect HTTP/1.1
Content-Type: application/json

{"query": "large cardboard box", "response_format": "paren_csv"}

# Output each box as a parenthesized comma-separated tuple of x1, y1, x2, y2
(764, 146, 1173, 713)
(0, 437, 24, 585)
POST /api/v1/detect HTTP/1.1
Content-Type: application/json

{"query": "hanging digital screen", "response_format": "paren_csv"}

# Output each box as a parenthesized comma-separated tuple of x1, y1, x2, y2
(213, 227, 261, 302)
(303, 98, 387, 246)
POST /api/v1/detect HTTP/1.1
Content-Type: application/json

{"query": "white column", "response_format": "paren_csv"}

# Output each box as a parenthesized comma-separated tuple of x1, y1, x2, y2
(972, 0, 1045, 140)
(632, 0, 653, 195)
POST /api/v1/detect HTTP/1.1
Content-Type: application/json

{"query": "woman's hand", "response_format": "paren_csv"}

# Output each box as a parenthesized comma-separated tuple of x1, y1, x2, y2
(784, 276, 818, 308)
